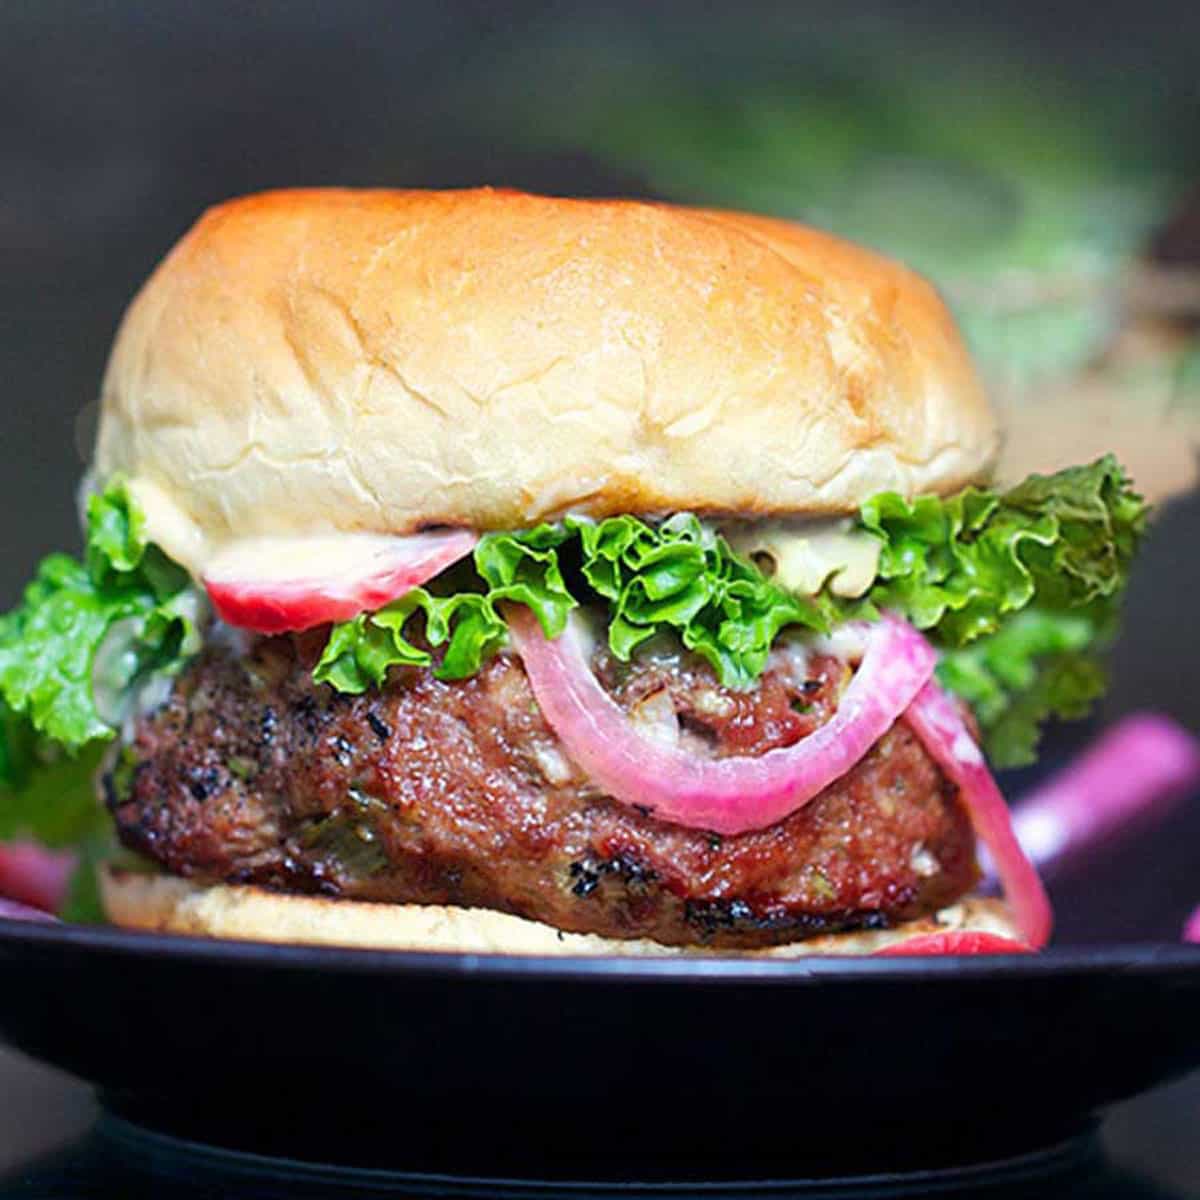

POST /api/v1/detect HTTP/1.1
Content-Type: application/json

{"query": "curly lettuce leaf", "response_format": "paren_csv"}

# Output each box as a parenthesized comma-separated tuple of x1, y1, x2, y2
(313, 590, 509, 693)
(568, 513, 835, 688)
(0, 478, 202, 764)
(936, 608, 1109, 766)
(315, 514, 836, 693)
(313, 523, 576, 692)
(858, 455, 1145, 647)
(857, 457, 1146, 764)
(473, 522, 576, 638)
(313, 458, 1142, 725)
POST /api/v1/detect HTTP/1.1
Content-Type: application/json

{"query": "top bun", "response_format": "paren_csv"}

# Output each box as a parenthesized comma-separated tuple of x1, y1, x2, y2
(95, 189, 996, 573)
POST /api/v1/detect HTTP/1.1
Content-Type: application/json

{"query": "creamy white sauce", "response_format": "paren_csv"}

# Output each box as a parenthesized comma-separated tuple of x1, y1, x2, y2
(532, 743, 574, 785)
(810, 624, 871, 662)
(722, 517, 882, 598)
(92, 589, 209, 740)
(766, 638, 813, 689)
(91, 616, 143, 729)
(126, 478, 210, 578)
(628, 688, 681, 749)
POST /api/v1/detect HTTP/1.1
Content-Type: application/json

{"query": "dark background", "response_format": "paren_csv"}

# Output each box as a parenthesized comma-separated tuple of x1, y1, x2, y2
(1, 1, 1199, 1191)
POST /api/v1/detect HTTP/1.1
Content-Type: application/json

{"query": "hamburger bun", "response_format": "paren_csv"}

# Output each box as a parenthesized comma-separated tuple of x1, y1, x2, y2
(100, 865, 1019, 957)
(94, 188, 996, 576)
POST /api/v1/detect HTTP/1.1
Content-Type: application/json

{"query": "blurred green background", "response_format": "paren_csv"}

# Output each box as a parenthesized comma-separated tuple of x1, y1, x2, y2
(454, 5, 1200, 492)
(462, 8, 1190, 383)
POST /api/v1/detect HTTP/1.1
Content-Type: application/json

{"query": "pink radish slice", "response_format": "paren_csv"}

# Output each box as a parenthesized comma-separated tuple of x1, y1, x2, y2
(904, 680, 1053, 949)
(873, 931, 1032, 956)
(0, 841, 75, 913)
(204, 529, 478, 633)
(999, 714, 1200, 878)
(504, 606, 937, 836)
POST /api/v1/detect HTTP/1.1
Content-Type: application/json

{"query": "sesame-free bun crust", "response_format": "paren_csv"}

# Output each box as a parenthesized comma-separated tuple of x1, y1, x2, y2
(95, 189, 996, 573)
(100, 866, 1018, 957)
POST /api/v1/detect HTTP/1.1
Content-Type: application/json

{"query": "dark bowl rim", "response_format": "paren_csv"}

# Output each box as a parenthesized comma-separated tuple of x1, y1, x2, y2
(2, 916, 1198, 985)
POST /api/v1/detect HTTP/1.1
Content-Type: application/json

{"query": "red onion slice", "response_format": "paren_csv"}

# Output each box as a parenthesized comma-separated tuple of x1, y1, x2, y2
(904, 681, 1053, 949)
(505, 606, 937, 835)
(873, 931, 1033, 956)
(0, 841, 75, 914)
(1000, 714, 1200, 878)
(205, 528, 479, 633)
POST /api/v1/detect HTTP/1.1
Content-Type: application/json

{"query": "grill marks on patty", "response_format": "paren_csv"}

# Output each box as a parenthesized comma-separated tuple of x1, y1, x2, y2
(107, 632, 978, 949)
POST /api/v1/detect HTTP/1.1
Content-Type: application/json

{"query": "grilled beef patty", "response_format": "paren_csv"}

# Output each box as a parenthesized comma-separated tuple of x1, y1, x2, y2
(107, 632, 978, 948)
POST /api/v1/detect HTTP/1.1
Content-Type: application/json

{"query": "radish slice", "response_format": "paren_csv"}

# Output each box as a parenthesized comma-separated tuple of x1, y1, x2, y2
(204, 529, 478, 634)
(999, 714, 1200, 878)
(504, 606, 937, 835)
(904, 680, 1053, 949)
(0, 841, 75, 913)
(873, 931, 1032, 956)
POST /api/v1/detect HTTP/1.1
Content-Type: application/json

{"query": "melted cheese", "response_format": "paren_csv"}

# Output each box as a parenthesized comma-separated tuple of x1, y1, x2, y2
(723, 517, 882, 598)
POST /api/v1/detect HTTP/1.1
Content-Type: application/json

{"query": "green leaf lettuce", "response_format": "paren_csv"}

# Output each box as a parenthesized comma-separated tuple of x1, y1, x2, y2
(0, 478, 203, 788)
(857, 456, 1145, 764)
(314, 513, 838, 694)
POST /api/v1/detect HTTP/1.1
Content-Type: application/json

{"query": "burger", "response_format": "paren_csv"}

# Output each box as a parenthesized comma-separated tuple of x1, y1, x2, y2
(0, 189, 1146, 955)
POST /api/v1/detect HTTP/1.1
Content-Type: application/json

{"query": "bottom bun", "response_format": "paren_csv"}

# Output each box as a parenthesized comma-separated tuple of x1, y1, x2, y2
(100, 865, 1020, 956)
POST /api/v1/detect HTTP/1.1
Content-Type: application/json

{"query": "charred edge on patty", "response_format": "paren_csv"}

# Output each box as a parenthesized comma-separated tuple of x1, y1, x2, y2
(105, 629, 979, 949)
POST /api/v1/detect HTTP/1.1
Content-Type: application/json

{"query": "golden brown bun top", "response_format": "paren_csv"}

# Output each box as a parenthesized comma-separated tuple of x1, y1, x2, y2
(95, 188, 997, 573)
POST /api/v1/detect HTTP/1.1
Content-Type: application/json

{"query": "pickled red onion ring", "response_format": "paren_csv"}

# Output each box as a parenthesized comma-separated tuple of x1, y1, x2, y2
(873, 931, 1032, 956)
(904, 680, 1053, 949)
(504, 606, 936, 835)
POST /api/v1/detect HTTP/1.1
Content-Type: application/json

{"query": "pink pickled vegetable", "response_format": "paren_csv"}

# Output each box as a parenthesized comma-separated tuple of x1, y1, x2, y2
(205, 528, 478, 633)
(905, 680, 1053, 949)
(874, 931, 1032, 956)
(505, 607, 937, 835)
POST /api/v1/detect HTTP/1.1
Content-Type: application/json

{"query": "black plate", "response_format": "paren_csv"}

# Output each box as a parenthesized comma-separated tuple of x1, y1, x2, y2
(1, 918, 1198, 1183)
